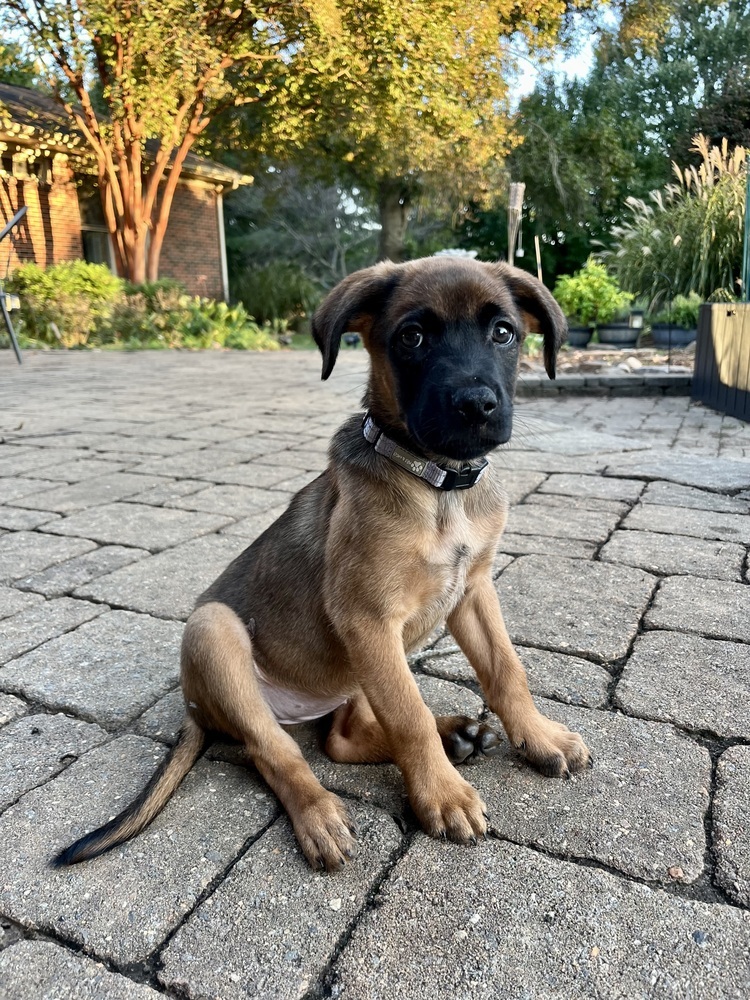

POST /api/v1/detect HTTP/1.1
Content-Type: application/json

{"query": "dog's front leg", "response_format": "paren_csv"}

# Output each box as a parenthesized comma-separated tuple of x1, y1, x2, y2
(447, 572, 591, 777)
(340, 620, 488, 842)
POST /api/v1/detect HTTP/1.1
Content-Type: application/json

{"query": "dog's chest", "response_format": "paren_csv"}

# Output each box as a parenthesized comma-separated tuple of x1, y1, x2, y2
(413, 506, 477, 622)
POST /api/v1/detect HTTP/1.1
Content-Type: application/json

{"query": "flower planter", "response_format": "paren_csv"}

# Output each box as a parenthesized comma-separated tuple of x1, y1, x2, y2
(597, 323, 639, 348)
(693, 303, 750, 422)
(650, 323, 697, 347)
(566, 325, 592, 348)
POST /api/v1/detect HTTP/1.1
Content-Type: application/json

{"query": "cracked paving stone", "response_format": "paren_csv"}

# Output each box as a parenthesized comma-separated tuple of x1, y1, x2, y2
(495, 533, 597, 560)
(158, 804, 403, 1000)
(473, 700, 710, 883)
(219, 504, 292, 538)
(646, 576, 750, 643)
(0, 693, 28, 726)
(0, 445, 91, 476)
(0, 476, 60, 502)
(41, 501, 232, 551)
(192, 461, 303, 488)
(134, 687, 184, 742)
(495, 556, 656, 663)
(0, 611, 182, 725)
(0, 597, 105, 663)
(604, 450, 750, 491)
(0, 584, 43, 619)
(329, 838, 750, 1000)
(416, 646, 610, 709)
(0, 940, 165, 1000)
(622, 503, 750, 545)
(165, 483, 294, 517)
(23, 456, 128, 482)
(14, 544, 150, 597)
(124, 478, 208, 506)
(497, 469, 548, 505)
(538, 472, 645, 502)
(523, 494, 629, 516)
(0, 736, 278, 965)
(0, 506, 60, 530)
(641, 480, 750, 515)
(504, 505, 621, 544)
(0, 713, 108, 810)
(76, 534, 251, 620)
(7, 472, 172, 514)
(713, 746, 750, 907)
(0, 532, 95, 583)
(616, 631, 750, 739)
(600, 529, 744, 581)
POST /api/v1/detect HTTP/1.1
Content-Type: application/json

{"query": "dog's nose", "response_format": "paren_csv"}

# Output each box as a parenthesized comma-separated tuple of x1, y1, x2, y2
(453, 385, 498, 423)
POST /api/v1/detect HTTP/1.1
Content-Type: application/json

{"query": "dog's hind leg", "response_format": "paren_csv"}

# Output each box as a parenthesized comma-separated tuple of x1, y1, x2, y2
(182, 602, 356, 871)
(326, 691, 500, 765)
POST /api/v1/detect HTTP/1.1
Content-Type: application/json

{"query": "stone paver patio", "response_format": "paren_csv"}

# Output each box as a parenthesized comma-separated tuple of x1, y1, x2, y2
(1, 348, 750, 999)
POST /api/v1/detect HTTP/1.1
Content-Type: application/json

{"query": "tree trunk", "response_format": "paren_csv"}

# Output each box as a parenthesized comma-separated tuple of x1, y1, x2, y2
(377, 180, 411, 262)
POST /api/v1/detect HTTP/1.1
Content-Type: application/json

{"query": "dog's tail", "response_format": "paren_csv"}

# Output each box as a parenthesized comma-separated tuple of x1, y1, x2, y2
(52, 715, 207, 867)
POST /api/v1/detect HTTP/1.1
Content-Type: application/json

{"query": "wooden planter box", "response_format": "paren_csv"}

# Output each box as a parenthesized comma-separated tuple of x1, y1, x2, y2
(692, 303, 750, 422)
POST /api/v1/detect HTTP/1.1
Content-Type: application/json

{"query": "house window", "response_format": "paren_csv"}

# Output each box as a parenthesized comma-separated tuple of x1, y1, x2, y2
(78, 184, 114, 269)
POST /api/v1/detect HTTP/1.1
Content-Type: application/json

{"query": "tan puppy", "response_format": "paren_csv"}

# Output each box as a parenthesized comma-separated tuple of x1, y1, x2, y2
(55, 256, 591, 872)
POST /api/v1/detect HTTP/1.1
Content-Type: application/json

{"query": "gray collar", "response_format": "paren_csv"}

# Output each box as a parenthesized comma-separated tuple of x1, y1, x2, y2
(362, 413, 488, 491)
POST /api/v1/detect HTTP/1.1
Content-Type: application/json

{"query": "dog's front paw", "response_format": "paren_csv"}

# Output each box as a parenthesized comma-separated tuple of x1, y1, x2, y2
(410, 771, 488, 843)
(512, 714, 591, 778)
(291, 790, 358, 872)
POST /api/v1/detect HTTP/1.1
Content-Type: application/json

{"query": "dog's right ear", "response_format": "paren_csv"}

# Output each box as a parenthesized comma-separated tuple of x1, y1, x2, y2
(311, 263, 400, 380)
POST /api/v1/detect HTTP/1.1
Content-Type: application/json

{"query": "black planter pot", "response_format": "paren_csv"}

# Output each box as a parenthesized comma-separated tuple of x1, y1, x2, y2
(650, 323, 697, 347)
(566, 325, 592, 348)
(597, 323, 639, 348)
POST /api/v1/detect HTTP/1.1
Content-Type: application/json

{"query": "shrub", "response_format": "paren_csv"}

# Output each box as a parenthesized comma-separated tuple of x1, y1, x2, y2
(108, 291, 280, 351)
(649, 292, 702, 330)
(8, 261, 279, 351)
(605, 136, 746, 302)
(8, 260, 124, 347)
(553, 258, 632, 327)
(232, 262, 321, 325)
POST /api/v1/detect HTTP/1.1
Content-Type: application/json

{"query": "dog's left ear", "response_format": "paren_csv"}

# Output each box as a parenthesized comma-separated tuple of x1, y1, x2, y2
(490, 263, 567, 380)
(311, 262, 401, 380)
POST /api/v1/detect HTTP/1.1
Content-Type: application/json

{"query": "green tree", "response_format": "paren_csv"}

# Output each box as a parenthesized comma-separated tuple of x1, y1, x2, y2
(0, 40, 43, 88)
(1, 1, 337, 283)
(245, 0, 621, 264)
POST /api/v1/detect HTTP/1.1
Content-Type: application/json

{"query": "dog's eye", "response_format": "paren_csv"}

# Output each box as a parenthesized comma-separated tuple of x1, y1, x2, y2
(491, 321, 515, 346)
(399, 327, 423, 349)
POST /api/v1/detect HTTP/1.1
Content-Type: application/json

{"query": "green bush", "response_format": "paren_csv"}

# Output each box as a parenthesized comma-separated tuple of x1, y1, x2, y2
(649, 292, 702, 329)
(232, 262, 321, 325)
(8, 260, 124, 347)
(553, 258, 632, 327)
(8, 260, 280, 351)
(605, 137, 746, 301)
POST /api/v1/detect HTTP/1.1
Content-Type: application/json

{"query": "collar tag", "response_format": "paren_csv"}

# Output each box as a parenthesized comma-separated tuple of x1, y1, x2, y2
(389, 445, 427, 477)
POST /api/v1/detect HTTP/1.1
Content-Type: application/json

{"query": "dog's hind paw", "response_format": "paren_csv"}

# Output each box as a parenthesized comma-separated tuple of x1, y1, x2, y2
(437, 715, 501, 765)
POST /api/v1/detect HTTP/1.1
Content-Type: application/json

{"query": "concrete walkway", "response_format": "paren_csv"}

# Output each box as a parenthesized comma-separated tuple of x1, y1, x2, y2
(1, 349, 750, 1000)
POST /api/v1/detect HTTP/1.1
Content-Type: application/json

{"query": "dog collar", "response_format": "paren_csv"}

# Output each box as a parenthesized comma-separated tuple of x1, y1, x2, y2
(362, 414, 488, 491)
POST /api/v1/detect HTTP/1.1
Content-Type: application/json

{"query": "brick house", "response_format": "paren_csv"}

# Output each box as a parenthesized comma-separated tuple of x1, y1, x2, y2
(0, 83, 251, 301)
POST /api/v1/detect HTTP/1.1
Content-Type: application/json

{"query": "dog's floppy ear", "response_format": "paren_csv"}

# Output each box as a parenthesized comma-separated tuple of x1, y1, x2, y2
(311, 263, 400, 380)
(491, 263, 567, 380)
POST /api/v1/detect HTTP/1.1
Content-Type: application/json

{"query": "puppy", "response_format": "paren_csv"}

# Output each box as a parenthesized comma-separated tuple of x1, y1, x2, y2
(55, 256, 590, 872)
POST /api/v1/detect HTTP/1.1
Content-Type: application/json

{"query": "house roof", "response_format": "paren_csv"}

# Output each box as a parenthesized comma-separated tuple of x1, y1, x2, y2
(0, 83, 251, 189)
